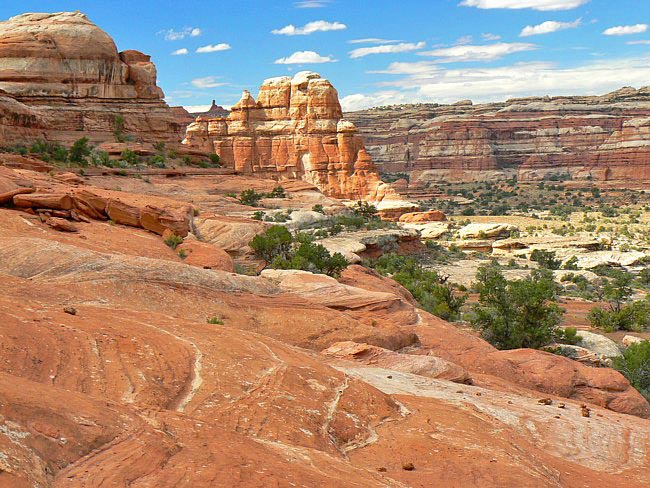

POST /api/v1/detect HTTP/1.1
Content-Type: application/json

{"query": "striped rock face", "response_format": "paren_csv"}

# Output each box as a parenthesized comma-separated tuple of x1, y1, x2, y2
(183, 72, 398, 201)
(0, 11, 182, 146)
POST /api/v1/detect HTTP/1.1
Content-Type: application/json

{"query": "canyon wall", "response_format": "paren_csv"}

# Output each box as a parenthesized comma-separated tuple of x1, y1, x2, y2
(346, 87, 650, 184)
(183, 72, 395, 200)
(0, 11, 182, 146)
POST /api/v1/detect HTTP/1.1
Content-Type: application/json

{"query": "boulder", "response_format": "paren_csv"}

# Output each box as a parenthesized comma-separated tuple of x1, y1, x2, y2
(575, 331, 622, 359)
(457, 222, 518, 239)
(176, 241, 235, 272)
(402, 221, 451, 239)
(322, 341, 470, 384)
(622, 335, 647, 347)
(45, 217, 78, 232)
(576, 251, 648, 269)
(375, 199, 419, 221)
(398, 210, 447, 223)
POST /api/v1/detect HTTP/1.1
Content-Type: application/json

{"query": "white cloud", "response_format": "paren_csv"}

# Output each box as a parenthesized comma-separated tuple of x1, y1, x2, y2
(171, 48, 189, 56)
(418, 42, 537, 62)
(628, 40, 650, 45)
(348, 38, 402, 44)
(272, 20, 346, 36)
(294, 0, 331, 7)
(460, 0, 589, 10)
(603, 24, 648, 36)
(341, 55, 650, 111)
(349, 42, 426, 59)
(456, 35, 474, 45)
(191, 76, 228, 88)
(274, 51, 337, 64)
(520, 19, 581, 37)
(160, 27, 202, 41)
(196, 43, 231, 53)
(183, 104, 213, 113)
(482, 33, 501, 41)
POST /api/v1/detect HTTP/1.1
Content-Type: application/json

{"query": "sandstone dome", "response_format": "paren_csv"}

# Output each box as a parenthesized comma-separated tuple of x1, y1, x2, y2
(0, 11, 160, 99)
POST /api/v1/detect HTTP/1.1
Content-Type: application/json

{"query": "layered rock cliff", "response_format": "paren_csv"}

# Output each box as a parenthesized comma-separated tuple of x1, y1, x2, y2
(183, 72, 395, 200)
(346, 87, 650, 184)
(0, 11, 182, 145)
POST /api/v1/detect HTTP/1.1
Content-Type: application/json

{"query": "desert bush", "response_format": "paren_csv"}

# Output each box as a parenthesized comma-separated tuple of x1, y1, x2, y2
(367, 253, 466, 321)
(589, 299, 650, 332)
(312, 204, 325, 214)
(612, 341, 650, 400)
(120, 149, 138, 166)
(250, 225, 293, 262)
(530, 249, 561, 270)
(352, 200, 378, 220)
(471, 264, 563, 350)
(69, 137, 92, 165)
(164, 234, 183, 250)
(207, 315, 224, 325)
(239, 189, 265, 207)
(266, 186, 286, 199)
(208, 153, 221, 166)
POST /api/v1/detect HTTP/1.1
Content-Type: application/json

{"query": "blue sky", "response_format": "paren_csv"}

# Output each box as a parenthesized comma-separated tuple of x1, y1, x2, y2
(2, 0, 650, 111)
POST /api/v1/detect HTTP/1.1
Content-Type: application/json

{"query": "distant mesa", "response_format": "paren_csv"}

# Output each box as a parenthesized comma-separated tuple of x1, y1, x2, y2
(346, 86, 650, 185)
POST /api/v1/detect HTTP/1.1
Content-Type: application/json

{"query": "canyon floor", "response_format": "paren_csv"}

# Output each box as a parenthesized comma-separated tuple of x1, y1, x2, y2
(1, 158, 649, 487)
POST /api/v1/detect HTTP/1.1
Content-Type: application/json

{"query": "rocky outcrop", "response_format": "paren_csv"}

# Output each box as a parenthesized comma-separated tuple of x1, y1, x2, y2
(183, 71, 396, 200)
(0, 12, 182, 146)
(346, 87, 650, 185)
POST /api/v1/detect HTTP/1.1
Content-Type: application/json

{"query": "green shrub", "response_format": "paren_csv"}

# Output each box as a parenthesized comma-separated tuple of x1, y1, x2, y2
(114, 115, 126, 142)
(164, 234, 183, 250)
(251, 211, 264, 221)
(69, 137, 92, 165)
(90, 150, 111, 166)
(589, 299, 650, 332)
(367, 253, 466, 321)
(207, 316, 224, 325)
(250, 225, 293, 262)
(312, 204, 325, 214)
(266, 186, 286, 199)
(470, 264, 563, 350)
(209, 153, 221, 166)
(239, 189, 265, 206)
(250, 226, 347, 277)
(557, 326, 581, 345)
(120, 149, 138, 166)
(612, 341, 650, 400)
(530, 249, 561, 270)
(562, 256, 579, 270)
(352, 200, 378, 220)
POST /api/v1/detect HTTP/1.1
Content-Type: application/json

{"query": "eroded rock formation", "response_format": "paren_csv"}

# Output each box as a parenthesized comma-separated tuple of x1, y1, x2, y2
(0, 11, 182, 145)
(346, 87, 650, 184)
(183, 71, 395, 199)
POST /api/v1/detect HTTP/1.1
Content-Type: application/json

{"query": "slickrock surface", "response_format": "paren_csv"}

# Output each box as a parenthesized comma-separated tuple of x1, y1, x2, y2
(346, 87, 650, 185)
(1, 164, 649, 486)
(183, 71, 396, 200)
(0, 12, 182, 145)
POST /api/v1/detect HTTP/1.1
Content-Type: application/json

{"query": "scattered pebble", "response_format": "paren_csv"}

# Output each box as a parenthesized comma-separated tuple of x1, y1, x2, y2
(402, 462, 415, 471)
(538, 398, 552, 405)
(63, 306, 77, 316)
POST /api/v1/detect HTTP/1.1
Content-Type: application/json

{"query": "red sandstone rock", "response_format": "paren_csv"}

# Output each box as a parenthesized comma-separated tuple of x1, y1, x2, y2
(176, 240, 235, 272)
(0, 12, 182, 146)
(399, 210, 447, 223)
(346, 86, 650, 184)
(322, 341, 471, 383)
(45, 216, 78, 232)
(183, 72, 396, 200)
